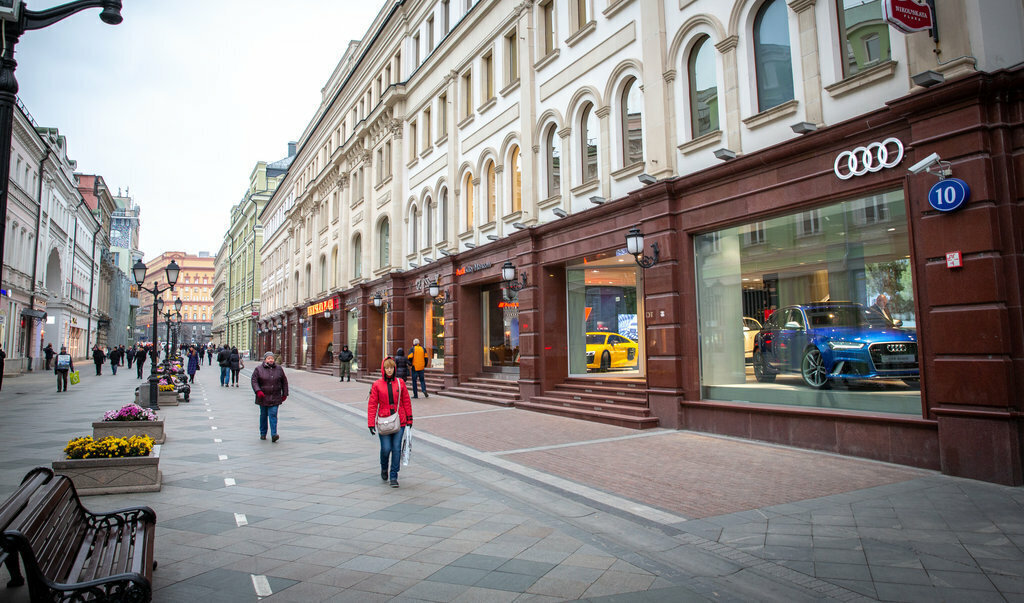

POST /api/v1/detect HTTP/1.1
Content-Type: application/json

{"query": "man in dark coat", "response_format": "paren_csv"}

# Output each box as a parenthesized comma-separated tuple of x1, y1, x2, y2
(43, 343, 54, 370)
(135, 345, 148, 378)
(108, 346, 120, 375)
(216, 344, 231, 387)
(92, 346, 106, 376)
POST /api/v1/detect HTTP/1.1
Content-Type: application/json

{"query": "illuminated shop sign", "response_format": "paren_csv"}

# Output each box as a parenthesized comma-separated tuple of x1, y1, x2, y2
(455, 261, 493, 276)
(307, 297, 338, 317)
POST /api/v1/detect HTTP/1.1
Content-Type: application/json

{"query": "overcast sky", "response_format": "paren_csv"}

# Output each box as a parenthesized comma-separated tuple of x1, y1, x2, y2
(15, 0, 385, 260)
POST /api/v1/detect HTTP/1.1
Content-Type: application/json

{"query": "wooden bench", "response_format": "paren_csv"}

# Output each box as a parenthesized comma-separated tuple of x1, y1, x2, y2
(0, 467, 157, 601)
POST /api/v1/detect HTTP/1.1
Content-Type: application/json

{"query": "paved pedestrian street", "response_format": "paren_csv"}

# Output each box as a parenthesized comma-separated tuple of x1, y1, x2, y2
(1, 365, 1022, 602)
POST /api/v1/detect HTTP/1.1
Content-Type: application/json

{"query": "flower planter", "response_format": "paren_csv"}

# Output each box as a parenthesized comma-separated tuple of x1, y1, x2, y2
(92, 420, 165, 444)
(52, 451, 161, 496)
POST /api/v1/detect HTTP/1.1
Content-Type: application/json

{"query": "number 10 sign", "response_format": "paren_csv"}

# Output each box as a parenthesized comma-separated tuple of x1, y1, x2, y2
(928, 178, 970, 212)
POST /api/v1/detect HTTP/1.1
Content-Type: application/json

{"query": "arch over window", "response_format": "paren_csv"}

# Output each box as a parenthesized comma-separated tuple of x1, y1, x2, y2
(352, 234, 362, 279)
(463, 172, 474, 230)
(545, 125, 560, 198)
(688, 35, 719, 137)
(378, 218, 390, 268)
(620, 78, 643, 165)
(485, 161, 496, 222)
(509, 146, 522, 213)
(580, 103, 598, 183)
(754, 0, 794, 112)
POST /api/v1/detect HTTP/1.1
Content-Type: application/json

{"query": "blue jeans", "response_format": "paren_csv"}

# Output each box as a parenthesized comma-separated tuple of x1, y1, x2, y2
(111, 363, 117, 375)
(411, 369, 427, 397)
(379, 427, 404, 480)
(259, 405, 279, 436)
(220, 366, 230, 385)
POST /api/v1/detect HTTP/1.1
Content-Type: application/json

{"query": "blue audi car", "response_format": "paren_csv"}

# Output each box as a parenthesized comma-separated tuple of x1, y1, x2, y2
(752, 302, 919, 389)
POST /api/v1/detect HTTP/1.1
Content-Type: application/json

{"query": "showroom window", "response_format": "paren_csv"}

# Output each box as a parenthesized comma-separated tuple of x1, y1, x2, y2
(567, 254, 644, 377)
(694, 189, 920, 414)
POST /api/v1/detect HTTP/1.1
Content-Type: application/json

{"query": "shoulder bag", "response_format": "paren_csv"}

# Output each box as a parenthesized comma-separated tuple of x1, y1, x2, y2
(375, 386, 400, 435)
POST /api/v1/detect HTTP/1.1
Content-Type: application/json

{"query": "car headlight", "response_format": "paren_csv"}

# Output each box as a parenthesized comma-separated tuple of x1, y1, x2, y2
(828, 341, 865, 350)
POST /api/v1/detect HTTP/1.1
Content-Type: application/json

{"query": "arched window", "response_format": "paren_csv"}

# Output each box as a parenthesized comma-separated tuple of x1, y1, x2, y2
(330, 247, 338, 288)
(410, 204, 419, 251)
(319, 256, 327, 292)
(305, 264, 312, 298)
(425, 196, 433, 247)
(378, 218, 390, 268)
(509, 146, 522, 213)
(545, 126, 560, 198)
(485, 161, 496, 222)
(293, 271, 300, 303)
(688, 35, 719, 137)
(754, 0, 793, 112)
(439, 188, 448, 242)
(463, 173, 474, 229)
(580, 103, 598, 183)
(352, 234, 362, 279)
(621, 78, 643, 165)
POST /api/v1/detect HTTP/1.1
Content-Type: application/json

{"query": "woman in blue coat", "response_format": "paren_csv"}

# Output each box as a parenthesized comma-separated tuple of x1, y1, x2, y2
(186, 346, 201, 383)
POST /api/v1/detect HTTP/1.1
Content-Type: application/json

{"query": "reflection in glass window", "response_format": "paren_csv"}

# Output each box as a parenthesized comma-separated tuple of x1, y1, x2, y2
(838, 0, 890, 77)
(688, 35, 719, 138)
(485, 161, 496, 222)
(353, 234, 362, 279)
(509, 146, 522, 213)
(378, 219, 390, 268)
(581, 103, 599, 183)
(346, 309, 359, 373)
(567, 258, 644, 376)
(754, 0, 794, 112)
(546, 125, 560, 198)
(694, 190, 920, 414)
(621, 77, 643, 165)
(464, 172, 474, 229)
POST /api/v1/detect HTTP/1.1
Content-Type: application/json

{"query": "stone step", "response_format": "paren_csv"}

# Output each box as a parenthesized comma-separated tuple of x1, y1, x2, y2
(547, 388, 648, 406)
(529, 395, 654, 417)
(514, 399, 659, 429)
(441, 388, 517, 407)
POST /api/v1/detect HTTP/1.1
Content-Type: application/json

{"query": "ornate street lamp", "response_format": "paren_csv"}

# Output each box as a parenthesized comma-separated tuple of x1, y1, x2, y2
(428, 278, 449, 305)
(501, 260, 527, 292)
(132, 258, 179, 410)
(625, 227, 659, 269)
(373, 291, 391, 313)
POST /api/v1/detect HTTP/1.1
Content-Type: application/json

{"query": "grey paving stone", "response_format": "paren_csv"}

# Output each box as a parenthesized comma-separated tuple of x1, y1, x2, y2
(496, 558, 557, 577)
(812, 547, 867, 564)
(814, 561, 872, 582)
(870, 565, 933, 586)
(475, 570, 541, 592)
(825, 578, 878, 598)
(427, 564, 491, 585)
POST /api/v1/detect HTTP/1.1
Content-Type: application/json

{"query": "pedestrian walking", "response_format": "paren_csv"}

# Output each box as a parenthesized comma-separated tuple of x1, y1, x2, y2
(338, 345, 353, 382)
(119, 345, 127, 366)
(367, 357, 413, 488)
(127, 345, 135, 369)
(229, 346, 242, 387)
(207, 346, 213, 366)
(108, 346, 120, 375)
(252, 351, 288, 442)
(407, 338, 429, 398)
(217, 344, 231, 387)
(394, 347, 409, 381)
(42, 343, 54, 370)
(187, 346, 201, 383)
(55, 346, 73, 392)
(92, 345, 105, 376)
(0, 345, 6, 392)
(135, 346, 148, 378)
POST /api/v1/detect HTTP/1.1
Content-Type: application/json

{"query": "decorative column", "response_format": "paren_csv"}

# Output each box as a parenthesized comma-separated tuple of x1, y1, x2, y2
(788, 0, 823, 126)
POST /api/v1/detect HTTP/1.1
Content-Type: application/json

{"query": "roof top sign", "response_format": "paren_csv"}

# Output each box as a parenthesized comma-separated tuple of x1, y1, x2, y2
(883, 0, 934, 33)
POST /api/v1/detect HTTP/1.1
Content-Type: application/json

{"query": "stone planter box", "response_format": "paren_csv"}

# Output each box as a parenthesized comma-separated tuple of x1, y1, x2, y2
(52, 451, 161, 496)
(92, 419, 165, 444)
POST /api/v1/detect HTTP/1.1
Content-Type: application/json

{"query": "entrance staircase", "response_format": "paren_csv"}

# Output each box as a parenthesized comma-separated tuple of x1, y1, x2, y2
(423, 368, 446, 394)
(516, 378, 658, 429)
(443, 375, 521, 407)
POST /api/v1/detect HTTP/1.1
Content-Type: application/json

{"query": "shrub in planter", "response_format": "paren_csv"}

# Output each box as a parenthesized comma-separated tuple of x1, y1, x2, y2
(55, 435, 161, 495)
(63, 435, 154, 459)
(94, 403, 164, 444)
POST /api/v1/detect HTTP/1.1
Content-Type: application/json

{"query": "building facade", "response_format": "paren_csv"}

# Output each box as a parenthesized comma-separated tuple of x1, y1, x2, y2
(134, 252, 214, 348)
(257, 0, 1024, 484)
(210, 241, 228, 346)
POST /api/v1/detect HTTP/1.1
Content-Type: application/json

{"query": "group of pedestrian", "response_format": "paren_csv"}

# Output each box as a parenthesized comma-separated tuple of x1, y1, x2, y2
(216, 344, 244, 387)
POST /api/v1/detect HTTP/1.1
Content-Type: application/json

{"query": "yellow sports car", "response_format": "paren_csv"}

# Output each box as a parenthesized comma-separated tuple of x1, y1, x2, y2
(585, 332, 639, 371)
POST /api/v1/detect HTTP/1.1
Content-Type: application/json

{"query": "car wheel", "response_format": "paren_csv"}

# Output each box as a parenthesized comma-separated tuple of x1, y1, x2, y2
(801, 347, 831, 389)
(753, 350, 775, 383)
(600, 351, 611, 372)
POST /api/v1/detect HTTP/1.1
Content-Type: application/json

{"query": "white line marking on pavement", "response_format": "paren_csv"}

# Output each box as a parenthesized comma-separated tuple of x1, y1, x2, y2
(211, 426, 218, 430)
(218, 455, 228, 461)
(206, 409, 212, 412)
(208, 416, 214, 420)
(224, 478, 236, 486)
(251, 574, 271, 597)
(234, 513, 248, 526)
(214, 438, 222, 443)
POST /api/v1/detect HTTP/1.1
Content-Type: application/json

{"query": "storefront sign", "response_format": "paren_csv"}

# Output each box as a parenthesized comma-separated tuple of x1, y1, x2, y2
(498, 301, 519, 309)
(306, 297, 338, 317)
(455, 261, 493, 276)
(833, 137, 904, 180)
(883, 0, 934, 33)
(927, 178, 970, 212)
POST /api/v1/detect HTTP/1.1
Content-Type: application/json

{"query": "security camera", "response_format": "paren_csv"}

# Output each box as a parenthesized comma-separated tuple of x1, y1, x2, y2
(908, 152, 941, 175)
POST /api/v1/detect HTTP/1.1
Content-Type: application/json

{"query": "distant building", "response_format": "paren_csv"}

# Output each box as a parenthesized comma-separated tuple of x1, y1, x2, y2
(135, 252, 214, 348)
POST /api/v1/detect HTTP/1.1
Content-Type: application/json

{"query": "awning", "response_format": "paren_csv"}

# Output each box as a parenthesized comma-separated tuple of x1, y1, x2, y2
(21, 308, 46, 319)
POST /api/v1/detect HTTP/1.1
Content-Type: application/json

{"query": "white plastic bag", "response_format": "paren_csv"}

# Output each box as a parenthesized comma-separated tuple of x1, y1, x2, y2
(401, 427, 413, 466)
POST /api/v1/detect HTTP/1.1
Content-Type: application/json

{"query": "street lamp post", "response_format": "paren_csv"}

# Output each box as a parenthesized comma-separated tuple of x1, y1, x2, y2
(0, 1, 122, 294)
(132, 259, 179, 410)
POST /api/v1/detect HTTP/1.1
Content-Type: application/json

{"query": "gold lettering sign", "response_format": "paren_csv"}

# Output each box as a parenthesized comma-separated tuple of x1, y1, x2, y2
(306, 297, 338, 316)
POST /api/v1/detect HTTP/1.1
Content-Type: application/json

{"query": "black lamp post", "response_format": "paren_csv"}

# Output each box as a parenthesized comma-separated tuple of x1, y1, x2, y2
(132, 258, 179, 410)
(0, 1, 122, 294)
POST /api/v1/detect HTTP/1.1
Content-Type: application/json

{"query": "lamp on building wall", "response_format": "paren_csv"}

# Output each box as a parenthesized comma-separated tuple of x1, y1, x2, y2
(713, 148, 737, 161)
(589, 196, 606, 205)
(132, 258, 179, 410)
(323, 310, 331, 319)
(552, 207, 568, 218)
(790, 121, 817, 134)
(637, 173, 657, 185)
(911, 70, 945, 88)
(428, 278, 450, 305)
(372, 291, 391, 313)
(626, 227, 659, 269)
(501, 260, 527, 292)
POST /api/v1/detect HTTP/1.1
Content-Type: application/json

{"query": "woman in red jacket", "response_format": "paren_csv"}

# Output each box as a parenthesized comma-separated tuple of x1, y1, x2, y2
(367, 357, 413, 487)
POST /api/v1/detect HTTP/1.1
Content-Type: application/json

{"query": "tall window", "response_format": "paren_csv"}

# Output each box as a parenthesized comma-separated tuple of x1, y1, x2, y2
(464, 173, 474, 229)
(485, 161, 496, 222)
(754, 0, 794, 112)
(580, 103, 598, 183)
(837, 0, 890, 76)
(319, 256, 327, 292)
(353, 234, 362, 279)
(509, 146, 522, 213)
(541, 0, 555, 56)
(438, 93, 448, 137)
(621, 77, 643, 165)
(482, 52, 494, 101)
(688, 35, 719, 137)
(505, 29, 518, 85)
(378, 219, 390, 268)
(410, 204, 419, 251)
(423, 108, 431, 151)
(330, 247, 338, 288)
(305, 264, 312, 298)
(440, 188, 449, 241)
(546, 125, 560, 197)
(412, 33, 420, 66)
(572, 0, 589, 32)
(409, 121, 418, 161)
(462, 70, 473, 118)
(426, 197, 434, 247)
(441, 0, 450, 34)
(426, 15, 434, 51)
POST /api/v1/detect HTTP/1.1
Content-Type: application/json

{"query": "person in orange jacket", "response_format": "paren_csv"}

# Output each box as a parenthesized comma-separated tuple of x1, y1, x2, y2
(407, 338, 428, 399)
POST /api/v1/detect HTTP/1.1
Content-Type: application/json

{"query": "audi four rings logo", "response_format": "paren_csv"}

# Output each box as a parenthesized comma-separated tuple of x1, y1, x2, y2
(886, 344, 908, 353)
(833, 137, 905, 180)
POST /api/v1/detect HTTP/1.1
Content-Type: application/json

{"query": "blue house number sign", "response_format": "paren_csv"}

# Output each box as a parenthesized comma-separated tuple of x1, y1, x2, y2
(928, 178, 970, 212)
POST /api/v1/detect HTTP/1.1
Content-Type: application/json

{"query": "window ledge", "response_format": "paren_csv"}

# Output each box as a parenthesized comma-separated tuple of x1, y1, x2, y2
(742, 99, 799, 130)
(571, 179, 600, 196)
(566, 20, 596, 48)
(477, 97, 497, 114)
(499, 78, 520, 98)
(602, 0, 634, 18)
(502, 210, 523, 223)
(538, 194, 562, 210)
(534, 49, 560, 71)
(458, 113, 475, 129)
(825, 60, 898, 99)
(406, 157, 419, 169)
(435, 133, 448, 146)
(611, 161, 645, 181)
(677, 130, 722, 155)
(350, 197, 365, 210)
(419, 146, 432, 159)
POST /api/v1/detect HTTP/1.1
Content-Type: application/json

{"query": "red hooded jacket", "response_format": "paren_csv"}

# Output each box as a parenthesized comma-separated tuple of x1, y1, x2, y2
(367, 357, 413, 429)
